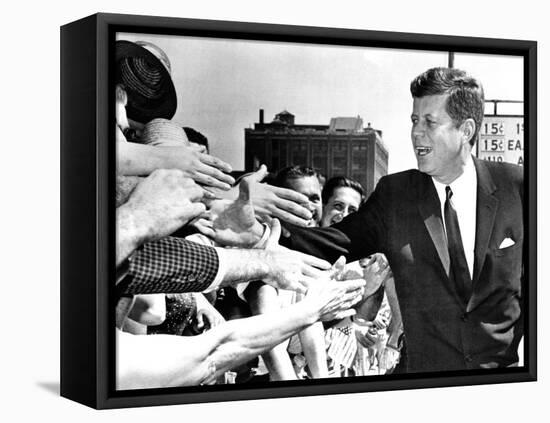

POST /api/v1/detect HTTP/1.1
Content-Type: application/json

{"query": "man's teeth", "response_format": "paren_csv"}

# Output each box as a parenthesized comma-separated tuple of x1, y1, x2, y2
(416, 147, 432, 156)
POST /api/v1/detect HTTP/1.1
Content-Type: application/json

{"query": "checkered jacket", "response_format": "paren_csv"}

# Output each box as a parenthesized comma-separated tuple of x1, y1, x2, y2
(119, 236, 220, 295)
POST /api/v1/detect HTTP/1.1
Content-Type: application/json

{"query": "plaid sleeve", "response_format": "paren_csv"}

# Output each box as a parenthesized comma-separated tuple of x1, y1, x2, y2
(122, 237, 220, 295)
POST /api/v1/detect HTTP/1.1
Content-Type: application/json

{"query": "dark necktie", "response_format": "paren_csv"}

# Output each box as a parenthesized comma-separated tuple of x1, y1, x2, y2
(444, 186, 472, 301)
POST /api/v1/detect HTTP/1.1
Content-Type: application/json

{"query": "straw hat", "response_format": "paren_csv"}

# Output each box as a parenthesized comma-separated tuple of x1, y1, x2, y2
(116, 40, 177, 124)
(140, 118, 189, 147)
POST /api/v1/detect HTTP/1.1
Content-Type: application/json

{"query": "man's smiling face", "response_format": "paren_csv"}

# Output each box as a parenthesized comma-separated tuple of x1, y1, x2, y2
(411, 94, 470, 184)
(286, 175, 322, 227)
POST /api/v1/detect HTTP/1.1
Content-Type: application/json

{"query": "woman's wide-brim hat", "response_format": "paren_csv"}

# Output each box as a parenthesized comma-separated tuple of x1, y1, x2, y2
(116, 40, 177, 124)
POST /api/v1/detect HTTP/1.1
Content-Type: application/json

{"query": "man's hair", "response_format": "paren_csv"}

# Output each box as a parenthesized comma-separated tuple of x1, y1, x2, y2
(321, 176, 365, 205)
(410, 67, 485, 146)
(274, 165, 320, 189)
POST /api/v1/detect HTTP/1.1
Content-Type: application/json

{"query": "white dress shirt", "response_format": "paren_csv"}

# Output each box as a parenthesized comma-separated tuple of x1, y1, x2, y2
(432, 157, 477, 279)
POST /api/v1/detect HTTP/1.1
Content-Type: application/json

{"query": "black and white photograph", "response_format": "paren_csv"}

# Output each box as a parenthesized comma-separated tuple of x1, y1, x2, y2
(113, 28, 530, 392)
(5, 0, 548, 419)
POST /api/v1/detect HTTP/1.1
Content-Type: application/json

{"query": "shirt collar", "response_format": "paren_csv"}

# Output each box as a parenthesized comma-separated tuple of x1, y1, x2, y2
(432, 155, 477, 205)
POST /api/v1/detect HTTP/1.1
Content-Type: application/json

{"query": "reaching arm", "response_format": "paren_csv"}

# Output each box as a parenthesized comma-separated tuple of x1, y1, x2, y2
(219, 246, 331, 294)
(194, 293, 225, 331)
(281, 176, 390, 264)
(203, 274, 366, 378)
(120, 218, 368, 297)
(116, 169, 206, 266)
(127, 294, 166, 326)
(383, 276, 403, 348)
(202, 165, 313, 227)
(116, 278, 365, 389)
(298, 321, 328, 378)
(119, 233, 332, 296)
(117, 136, 235, 190)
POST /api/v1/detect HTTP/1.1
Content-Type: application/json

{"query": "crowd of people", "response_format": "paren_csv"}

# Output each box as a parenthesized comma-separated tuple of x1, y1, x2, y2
(114, 39, 524, 389)
(114, 39, 401, 388)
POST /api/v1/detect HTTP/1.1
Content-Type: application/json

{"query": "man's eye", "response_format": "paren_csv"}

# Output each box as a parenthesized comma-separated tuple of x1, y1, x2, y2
(349, 207, 358, 213)
(310, 195, 321, 203)
(333, 203, 344, 211)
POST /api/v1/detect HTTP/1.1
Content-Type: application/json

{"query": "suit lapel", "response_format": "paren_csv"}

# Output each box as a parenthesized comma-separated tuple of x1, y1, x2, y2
(417, 174, 451, 278)
(472, 159, 498, 286)
(415, 160, 498, 311)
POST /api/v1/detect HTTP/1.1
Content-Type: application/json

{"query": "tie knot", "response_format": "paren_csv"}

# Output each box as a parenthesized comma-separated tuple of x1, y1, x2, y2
(445, 185, 453, 200)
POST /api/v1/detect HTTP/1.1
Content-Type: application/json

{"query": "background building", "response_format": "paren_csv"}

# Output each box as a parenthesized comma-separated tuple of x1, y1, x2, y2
(245, 109, 388, 196)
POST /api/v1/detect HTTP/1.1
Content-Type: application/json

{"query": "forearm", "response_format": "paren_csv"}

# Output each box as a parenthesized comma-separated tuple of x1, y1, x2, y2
(282, 184, 387, 263)
(116, 329, 215, 389)
(116, 175, 141, 207)
(355, 285, 384, 321)
(298, 322, 328, 378)
(384, 277, 403, 347)
(262, 343, 297, 381)
(117, 140, 167, 176)
(116, 205, 144, 266)
(219, 249, 270, 286)
(387, 320, 403, 348)
(127, 294, 166, 326)
(246, 283, 298, 380)
(203, 301, 318, 377)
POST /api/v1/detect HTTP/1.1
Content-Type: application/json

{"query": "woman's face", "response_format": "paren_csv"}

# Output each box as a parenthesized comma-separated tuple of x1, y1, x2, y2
(122, 118, 145, 143)
(320, 186, 362, 227)
(115, 85, 145, 143)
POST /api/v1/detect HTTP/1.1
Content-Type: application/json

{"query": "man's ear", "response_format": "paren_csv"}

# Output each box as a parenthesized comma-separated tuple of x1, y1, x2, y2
(461, 118, 476, 145)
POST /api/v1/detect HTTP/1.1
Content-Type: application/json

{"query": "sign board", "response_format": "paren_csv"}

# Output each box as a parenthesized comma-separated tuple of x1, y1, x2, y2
(477, 115, 524, 166)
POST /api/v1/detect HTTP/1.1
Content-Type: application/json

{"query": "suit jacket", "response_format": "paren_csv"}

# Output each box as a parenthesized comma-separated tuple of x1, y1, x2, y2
(284, 158, 524, 373)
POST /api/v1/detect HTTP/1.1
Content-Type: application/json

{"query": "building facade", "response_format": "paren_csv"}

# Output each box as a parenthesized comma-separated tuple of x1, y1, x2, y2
(244, 109, 388, 197)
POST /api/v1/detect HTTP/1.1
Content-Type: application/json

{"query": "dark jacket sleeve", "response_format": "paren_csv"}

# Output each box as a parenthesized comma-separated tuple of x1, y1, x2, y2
(282, 176, 388, 263)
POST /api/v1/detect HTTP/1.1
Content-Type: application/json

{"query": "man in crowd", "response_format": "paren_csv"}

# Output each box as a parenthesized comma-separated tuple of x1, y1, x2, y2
(274, 166, 324, 227)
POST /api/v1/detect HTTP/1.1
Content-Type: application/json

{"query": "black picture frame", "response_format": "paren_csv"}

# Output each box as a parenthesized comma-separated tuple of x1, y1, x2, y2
(60, 12, 537, 409)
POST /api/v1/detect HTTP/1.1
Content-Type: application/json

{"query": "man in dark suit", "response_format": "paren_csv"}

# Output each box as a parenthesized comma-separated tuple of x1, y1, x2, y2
(282, 67, 524, 373)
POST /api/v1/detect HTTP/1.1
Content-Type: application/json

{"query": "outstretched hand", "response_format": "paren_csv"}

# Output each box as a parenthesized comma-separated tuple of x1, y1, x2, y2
(359, 253, 392, 299)
(379, 345, 400, 374)
(157, 145, 235, 190)
(245, 165, 313, 226)
(198, 165, 314, 226)
(119, 169, 206, 245)
(195, 178, 264, 248)
(303, 276, 366, 321)
(328, 255, 386, 297)
(116, 138, 235, 191)
(354, 319, 382, 349)
(261, 219, 335, 294)
(194, 294, 225, 332)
